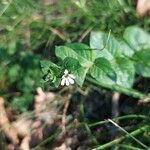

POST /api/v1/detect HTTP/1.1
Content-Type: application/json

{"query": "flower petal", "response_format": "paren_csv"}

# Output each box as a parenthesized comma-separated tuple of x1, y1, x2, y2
(69, 74, 75, 79)
(61, 78, 66, 86)
(68, 77, 75, 84)
(65, 78, 70, 86)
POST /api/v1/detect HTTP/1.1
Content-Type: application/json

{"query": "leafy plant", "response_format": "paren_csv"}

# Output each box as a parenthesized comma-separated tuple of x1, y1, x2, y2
(41, 26, 150, 99)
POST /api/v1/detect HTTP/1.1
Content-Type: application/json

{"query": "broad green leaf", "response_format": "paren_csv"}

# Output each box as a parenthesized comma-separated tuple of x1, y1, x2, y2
(115, 57, 135, 87)
(124, 26, 150, 51)
(63, 57, 81, 70)
(55, 44, 96, 86)
(41, 60, 59, 68)
(122, 26, 150, 77)
(63, 57, 88, 86)
(90, 31, 121, 59)
(56, 44, 94, 68)
(133, 49, 150, 77)
(119, 40, 134, 57)
(66, 43, 95, 62)
(90, 58, 117, 85)
(90, 31, 135, 88)
(55, 46, 78, 61)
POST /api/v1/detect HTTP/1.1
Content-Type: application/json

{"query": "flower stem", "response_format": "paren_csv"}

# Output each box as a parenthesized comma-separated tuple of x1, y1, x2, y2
(86, 77, 149, 99)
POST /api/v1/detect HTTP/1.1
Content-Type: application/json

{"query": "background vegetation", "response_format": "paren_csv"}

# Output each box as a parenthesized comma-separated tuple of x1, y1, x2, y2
(0, 0, 150, 149)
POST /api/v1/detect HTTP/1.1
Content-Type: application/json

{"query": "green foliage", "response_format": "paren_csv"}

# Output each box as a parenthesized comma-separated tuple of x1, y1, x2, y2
(0, 0, 150, 148)
(133, 49, 150, 77)
(0, 43, 42, 112)
(41, 60, 61, 86)
(90, 31, 135, 88)
(124, 26, 150, 52)
(89, 57, 116, 85)
(123, 26, 150, 77)
(42, 26, 150, 95)
(11, 93, 33, 112)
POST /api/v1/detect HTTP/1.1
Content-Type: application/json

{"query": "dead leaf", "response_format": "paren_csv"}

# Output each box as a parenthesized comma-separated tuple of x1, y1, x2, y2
(137, 0, 150, 16)
(13, 119, 32, 137)
(0, 97, 19, 144)
(20, 136, 30, 150)
(34, 87, 55, 113)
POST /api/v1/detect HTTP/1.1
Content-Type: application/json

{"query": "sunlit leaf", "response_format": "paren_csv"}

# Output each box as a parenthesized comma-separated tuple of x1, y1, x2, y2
(90, 31, 135, 87)
(90, 57, 117, 85)
(124, 26, 150, 51)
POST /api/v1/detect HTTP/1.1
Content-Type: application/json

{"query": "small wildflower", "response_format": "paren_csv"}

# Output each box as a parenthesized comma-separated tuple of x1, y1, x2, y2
(61, 69, 75, 86)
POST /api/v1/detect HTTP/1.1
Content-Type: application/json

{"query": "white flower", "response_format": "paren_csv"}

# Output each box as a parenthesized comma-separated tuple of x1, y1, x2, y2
(61, 69, 75, 86)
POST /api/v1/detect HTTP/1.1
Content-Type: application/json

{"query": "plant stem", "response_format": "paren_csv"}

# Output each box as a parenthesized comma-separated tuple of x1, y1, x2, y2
(86, 77, 149, 99)
(92, 125, 149, 150)
(108, 119, 148, 149)
(88, 114, 148, 127)
(117, 144, 144, 150)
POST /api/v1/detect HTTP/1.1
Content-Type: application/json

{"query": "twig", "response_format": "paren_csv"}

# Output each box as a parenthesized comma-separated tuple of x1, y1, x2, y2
(78, 26, 93, 42)
(49, 27, 70, 42)
(77, 87, 89, 96)
(61, 94, 71, 133)
(138, 97, 150, 104)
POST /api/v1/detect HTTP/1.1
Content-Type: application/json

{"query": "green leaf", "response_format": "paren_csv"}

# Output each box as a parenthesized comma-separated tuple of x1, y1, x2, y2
(122, 26, 150, 77)
(41, 60, 60, 74)
(124, 26, 150, 51)
(56, 43, 94, 68)
(115, 57, 135, 87)
(66, 43, 95, 62)
(55, 46, 78, 61)
(90, 31, 135, 88)
(90, 57, 117, 85)
(90, 31, 121, 59)
(132, 49, 150, 77)
(120, 40, 134, 57)
(55, 44, 96, 86)
(63, 57, 81, 70)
